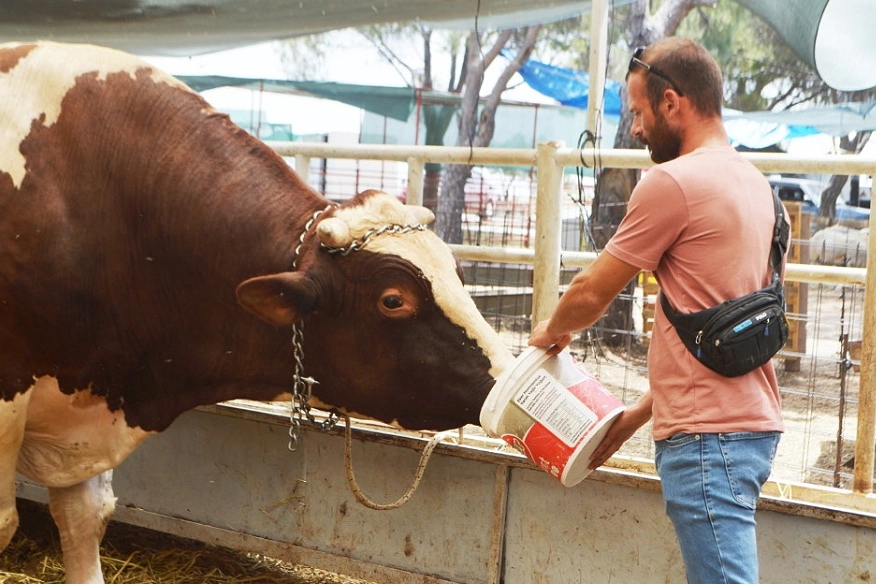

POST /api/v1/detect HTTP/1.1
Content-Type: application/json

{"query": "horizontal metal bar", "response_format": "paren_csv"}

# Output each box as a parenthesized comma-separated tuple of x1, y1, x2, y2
(270, 141, 876, 177)
(451, 245, 867, 287)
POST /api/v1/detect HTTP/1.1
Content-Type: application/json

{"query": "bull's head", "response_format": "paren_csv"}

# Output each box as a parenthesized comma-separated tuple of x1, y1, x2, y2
(235, 191, 513, 431)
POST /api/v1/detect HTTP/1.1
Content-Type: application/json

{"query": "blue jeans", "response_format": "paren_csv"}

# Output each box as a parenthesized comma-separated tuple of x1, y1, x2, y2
(655, 432, 780, 584)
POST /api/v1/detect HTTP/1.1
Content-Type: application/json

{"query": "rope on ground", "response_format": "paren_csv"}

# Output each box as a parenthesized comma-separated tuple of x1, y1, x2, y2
(342, 414, 451, 510)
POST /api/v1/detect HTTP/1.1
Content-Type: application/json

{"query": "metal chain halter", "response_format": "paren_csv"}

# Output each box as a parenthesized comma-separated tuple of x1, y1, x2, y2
(289, 205, 340, 451)
(286, 205, 427, 451)
(321, 222, 427, 256)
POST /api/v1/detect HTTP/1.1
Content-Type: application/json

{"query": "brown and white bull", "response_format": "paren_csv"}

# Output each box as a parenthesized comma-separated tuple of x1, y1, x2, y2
(0, 41, 512, 583)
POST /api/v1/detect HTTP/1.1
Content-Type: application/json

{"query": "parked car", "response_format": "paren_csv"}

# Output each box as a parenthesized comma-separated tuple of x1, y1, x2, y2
(845, 184, 871, 208)
(768, 177, 870, 223)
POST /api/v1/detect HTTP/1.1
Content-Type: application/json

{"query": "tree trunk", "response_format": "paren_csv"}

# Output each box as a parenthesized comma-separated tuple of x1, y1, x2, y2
(818, 131, 872, 221)
(421, 104, 456, 211)
(817, 175, 847, 222)
(436, 163, 470, 243)
(435, 27, 540, 243)
(591, 0, 713, 347)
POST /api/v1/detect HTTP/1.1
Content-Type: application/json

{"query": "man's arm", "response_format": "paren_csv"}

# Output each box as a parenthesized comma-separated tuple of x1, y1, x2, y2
(528, 250, 651, 470)
(529, 251, 642, 352)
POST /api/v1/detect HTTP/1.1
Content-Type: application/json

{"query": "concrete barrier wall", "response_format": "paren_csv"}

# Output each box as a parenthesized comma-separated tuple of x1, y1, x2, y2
(19, 404, 875, 583)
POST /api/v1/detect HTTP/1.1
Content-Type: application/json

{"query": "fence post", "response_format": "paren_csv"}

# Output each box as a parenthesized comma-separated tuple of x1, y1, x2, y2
(586, 0, 609, 147)
(406, 157, 424, 207)
(294, 154, 311, 183)
(531, 141, 564, 328)
(853, 178, 876, 493)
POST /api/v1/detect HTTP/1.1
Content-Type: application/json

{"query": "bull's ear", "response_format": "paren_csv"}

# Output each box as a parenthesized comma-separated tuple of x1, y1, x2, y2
(235, 272, 319, 326)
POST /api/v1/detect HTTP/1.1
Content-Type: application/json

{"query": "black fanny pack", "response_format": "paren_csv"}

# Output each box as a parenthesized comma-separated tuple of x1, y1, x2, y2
(660, 193, 790, 378)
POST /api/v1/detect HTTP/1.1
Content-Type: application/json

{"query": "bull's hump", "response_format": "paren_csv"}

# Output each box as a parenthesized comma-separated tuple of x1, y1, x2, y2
(0, 41, 188, 189)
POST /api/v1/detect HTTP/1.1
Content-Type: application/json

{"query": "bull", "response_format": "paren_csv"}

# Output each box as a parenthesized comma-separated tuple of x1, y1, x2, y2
(0, 41, 512, 583)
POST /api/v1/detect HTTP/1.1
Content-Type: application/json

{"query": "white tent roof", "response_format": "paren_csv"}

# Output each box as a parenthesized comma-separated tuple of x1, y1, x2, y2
(0, 0, 593, 56)
(724, 102, 876, 137)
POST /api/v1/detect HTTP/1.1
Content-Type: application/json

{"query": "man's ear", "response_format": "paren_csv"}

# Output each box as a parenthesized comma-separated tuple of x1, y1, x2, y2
(235, 272, 319, 326)
(663, 89, 682, 115)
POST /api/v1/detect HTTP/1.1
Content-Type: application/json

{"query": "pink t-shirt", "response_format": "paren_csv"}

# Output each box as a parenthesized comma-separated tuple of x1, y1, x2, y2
(605, 145, 784, 440)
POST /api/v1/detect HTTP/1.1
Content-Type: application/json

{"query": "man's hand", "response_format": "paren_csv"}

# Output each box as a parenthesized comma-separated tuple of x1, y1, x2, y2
(529, 319, 572, 355)
(588, 392, 653, 470)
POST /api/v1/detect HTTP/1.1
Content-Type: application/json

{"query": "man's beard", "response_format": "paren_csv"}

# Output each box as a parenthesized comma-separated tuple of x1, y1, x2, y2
(642, 113, 682, 163)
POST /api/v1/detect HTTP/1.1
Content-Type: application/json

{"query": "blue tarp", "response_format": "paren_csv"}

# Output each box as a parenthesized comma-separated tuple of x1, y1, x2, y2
(512, 55, 843, 148)
(514, 55, 623, 116)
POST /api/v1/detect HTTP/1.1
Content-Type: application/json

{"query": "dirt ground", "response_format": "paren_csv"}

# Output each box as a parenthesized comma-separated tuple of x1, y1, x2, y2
(2, 499, 375, 584)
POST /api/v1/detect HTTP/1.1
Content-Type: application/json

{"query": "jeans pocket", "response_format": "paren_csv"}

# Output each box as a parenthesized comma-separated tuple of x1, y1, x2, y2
(655, 433, 700, 473)
(719, 432, 780, 509)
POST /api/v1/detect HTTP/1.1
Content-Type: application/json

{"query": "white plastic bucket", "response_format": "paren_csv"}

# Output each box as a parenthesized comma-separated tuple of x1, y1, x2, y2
(480, 347, 625, 487)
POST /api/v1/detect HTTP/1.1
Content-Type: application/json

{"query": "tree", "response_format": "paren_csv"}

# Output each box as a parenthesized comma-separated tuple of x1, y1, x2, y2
(358, 24, 464, 210)
(360, 24, 545, 243)
(277, 21, 589, 242)
(587, 0, 716, 346)
(436, 27, 541, 243)
(678, 2, 876, 221)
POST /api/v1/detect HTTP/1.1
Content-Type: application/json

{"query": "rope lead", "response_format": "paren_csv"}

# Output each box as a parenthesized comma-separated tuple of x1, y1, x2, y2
(342, 414, 451, 510)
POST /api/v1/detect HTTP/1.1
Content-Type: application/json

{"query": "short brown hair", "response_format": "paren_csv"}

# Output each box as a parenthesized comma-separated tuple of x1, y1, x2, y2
(634, 37, 723, 117)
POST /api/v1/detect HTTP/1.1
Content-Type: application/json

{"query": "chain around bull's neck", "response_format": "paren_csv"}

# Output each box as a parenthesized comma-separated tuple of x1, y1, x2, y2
(287, 204, 428, 450)
(289, 204, 338, 450)
(291, 205, 336, 271)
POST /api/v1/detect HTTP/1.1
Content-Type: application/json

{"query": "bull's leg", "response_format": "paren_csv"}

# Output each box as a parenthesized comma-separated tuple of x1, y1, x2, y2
(0, 390, 31, 550)
(48, 470, 115, 584)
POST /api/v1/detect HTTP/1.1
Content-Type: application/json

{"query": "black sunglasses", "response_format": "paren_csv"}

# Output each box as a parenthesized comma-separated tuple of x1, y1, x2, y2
(629, 47, 685, 96)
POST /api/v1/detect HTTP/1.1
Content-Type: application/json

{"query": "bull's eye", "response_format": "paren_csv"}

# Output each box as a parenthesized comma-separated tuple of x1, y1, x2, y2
(383, 294, 403, 309)
(379, 288, 416, 318)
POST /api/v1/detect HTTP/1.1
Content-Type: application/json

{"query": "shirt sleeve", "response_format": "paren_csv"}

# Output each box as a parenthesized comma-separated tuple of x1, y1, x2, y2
(604, 167, 688, 272)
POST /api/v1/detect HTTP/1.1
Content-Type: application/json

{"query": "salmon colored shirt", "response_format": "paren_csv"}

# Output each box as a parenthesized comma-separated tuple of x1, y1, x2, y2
(605, 145, 785, 441)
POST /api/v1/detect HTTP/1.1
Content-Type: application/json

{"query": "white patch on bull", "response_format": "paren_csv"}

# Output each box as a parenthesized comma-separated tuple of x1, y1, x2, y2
(332, 193, 514, 378)
(0, 388, 31, 546)
(0, 41, 189, 189)
(17, 376, 152, 489)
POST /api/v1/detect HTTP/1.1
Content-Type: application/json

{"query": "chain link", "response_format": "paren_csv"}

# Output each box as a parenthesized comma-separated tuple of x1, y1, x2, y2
(287, 209, 426, 451)
(288, 318, 341, 451)
(288, 206, 338, 451)
(323, 223, 427, 256)
(292, 207, 333, 270)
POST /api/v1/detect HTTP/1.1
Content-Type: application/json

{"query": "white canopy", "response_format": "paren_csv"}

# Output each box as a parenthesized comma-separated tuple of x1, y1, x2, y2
(0, 0, 592, 56)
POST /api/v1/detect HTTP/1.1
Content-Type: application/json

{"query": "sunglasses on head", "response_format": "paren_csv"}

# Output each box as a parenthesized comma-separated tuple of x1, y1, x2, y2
(628, 47, 685, 96)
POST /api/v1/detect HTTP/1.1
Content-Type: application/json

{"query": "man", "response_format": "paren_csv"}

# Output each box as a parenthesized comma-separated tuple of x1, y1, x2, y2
(529, 37, 784, 584)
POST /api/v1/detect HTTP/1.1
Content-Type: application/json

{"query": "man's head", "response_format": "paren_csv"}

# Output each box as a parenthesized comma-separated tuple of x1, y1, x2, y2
(626, 38, 725, 163)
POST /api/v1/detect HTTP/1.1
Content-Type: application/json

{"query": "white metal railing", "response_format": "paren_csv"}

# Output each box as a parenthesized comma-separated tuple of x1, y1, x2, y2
(269, 140, 876, 495)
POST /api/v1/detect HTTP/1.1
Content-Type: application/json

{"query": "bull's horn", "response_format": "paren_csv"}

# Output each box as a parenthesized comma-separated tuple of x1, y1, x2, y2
(317, 217, 353, 248)
(408, 205, 435, 226)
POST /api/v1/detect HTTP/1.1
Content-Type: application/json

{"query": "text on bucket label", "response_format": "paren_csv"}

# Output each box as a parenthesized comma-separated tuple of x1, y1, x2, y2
(513, 370, 598, 447)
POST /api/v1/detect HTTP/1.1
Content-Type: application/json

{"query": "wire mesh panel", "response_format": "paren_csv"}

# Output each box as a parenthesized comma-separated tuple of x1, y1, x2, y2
(281, 145, 875, 492)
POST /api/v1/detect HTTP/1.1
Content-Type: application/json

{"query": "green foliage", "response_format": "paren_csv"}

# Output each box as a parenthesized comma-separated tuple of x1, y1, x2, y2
(276, 33, 335, 81)
(678, 1, 876, 112)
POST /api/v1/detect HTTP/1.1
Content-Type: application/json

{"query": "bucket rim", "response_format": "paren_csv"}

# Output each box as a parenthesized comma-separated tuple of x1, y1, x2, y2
(479, 346, 558, 435)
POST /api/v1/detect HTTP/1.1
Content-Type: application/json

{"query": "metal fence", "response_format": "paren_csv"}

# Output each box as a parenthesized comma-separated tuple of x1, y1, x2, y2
(270, 140, 876, 508)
